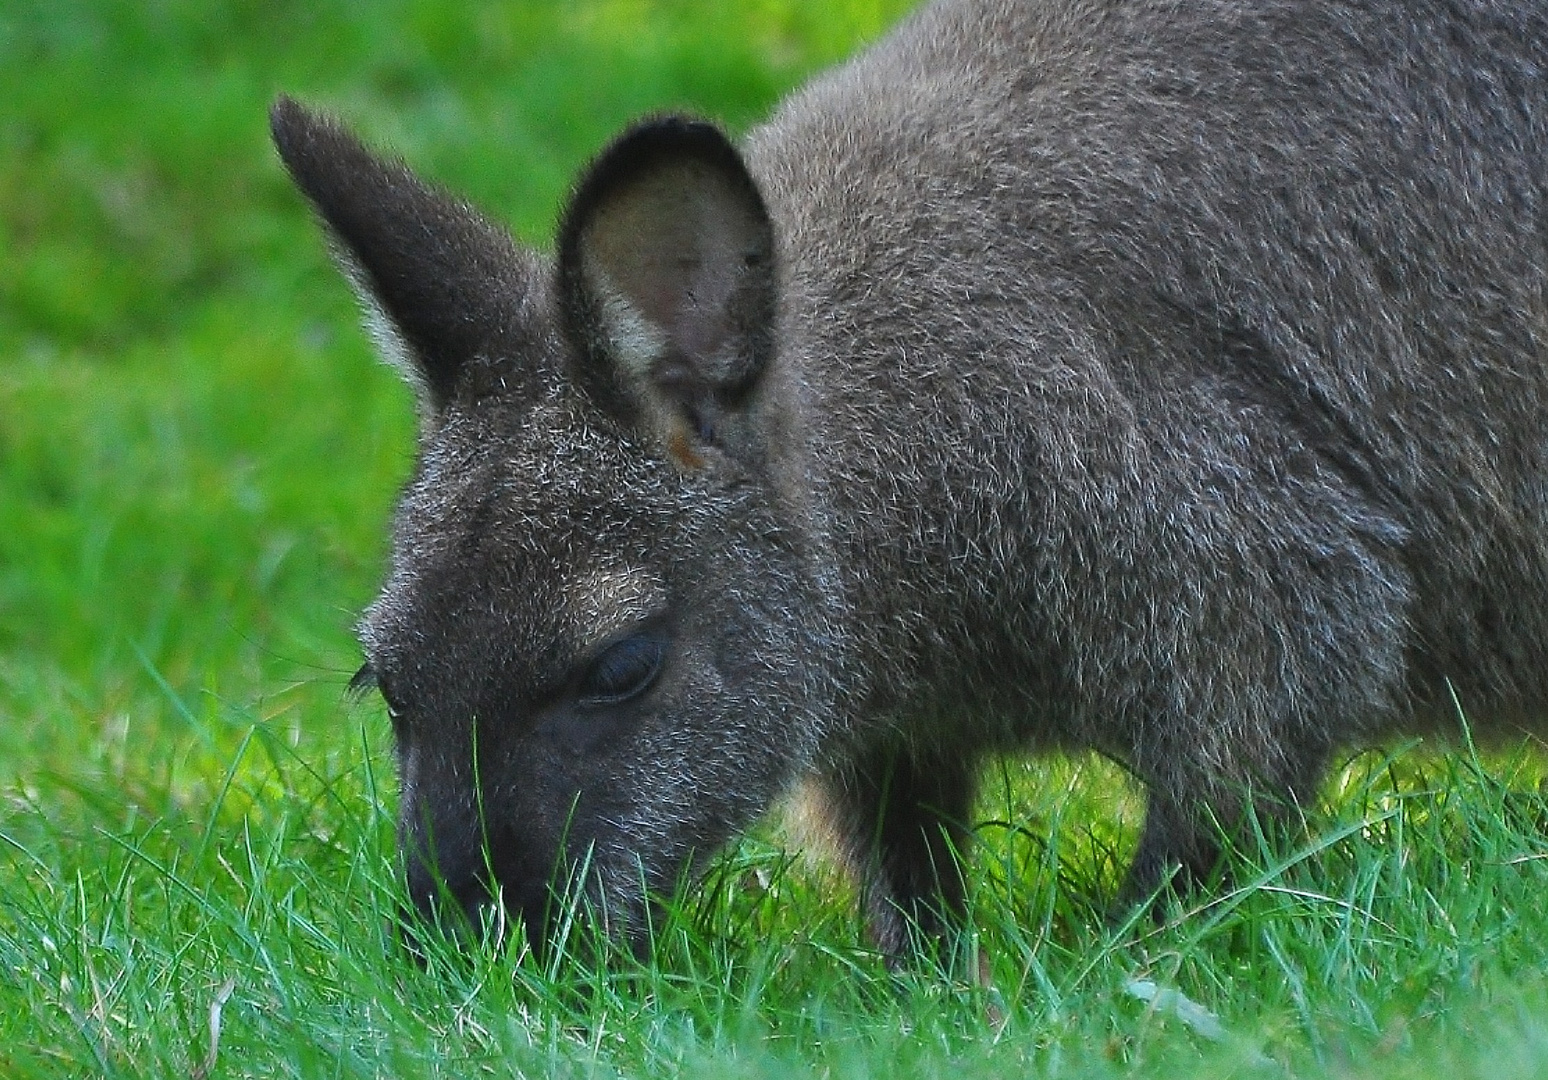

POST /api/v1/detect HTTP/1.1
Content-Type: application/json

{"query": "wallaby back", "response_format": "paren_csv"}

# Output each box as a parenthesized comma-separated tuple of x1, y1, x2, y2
(274, 0, 1548, 959)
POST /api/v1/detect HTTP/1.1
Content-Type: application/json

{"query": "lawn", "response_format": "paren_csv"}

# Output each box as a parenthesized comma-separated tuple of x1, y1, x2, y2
(3, 1, 1548, 1076)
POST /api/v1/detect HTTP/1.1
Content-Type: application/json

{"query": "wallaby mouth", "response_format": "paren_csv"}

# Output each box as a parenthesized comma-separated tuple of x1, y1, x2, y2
(400, 822, 643, 967)
(397, 855, 551, 963)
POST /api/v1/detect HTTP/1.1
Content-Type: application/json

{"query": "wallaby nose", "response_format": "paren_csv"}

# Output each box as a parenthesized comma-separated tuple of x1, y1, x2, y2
(408, 855, 487, 918)
(399, 826, 494, 925)
(397, 802, 562, 955)
(397, 862, 499, 961)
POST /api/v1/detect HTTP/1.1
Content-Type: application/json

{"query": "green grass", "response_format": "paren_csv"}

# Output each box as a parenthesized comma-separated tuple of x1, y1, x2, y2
(3, 1, 1548, 1076)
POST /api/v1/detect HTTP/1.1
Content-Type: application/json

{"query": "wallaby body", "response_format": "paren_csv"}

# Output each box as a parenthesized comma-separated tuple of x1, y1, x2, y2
(274, 0, 1548, 958)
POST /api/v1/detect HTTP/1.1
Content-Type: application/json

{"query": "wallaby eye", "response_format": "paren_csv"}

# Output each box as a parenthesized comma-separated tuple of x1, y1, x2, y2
(577, 633, 665, 706)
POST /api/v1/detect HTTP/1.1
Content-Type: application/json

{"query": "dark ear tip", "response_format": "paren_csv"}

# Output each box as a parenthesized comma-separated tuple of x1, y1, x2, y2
(605, 113, 735, 157)
(562, 114, 750, 214)
(269, 94, 300, 125)
(269, 94, 307, 151)
(269, 95, 347, 172)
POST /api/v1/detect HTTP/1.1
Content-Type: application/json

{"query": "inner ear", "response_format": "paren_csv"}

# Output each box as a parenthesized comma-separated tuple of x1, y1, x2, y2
(557, 117, 777, 463)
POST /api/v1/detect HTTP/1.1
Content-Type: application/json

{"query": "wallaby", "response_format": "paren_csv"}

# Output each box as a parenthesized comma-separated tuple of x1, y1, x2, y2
(273, 0, 1548, 960)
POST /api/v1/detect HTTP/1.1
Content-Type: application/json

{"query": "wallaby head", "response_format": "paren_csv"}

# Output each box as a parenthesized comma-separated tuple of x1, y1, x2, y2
(271, 98, 836, 950)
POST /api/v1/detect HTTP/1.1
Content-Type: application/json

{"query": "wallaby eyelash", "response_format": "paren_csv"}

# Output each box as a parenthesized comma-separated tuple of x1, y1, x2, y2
(347, 662, 379, 700)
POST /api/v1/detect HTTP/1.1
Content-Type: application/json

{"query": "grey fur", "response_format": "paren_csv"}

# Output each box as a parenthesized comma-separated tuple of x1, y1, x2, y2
(273, 0, 1548, 959)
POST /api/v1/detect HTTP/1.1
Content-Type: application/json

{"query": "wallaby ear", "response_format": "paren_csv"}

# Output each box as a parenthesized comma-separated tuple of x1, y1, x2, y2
(270, 96, 535, 419)
(556, 116, 777, 468)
